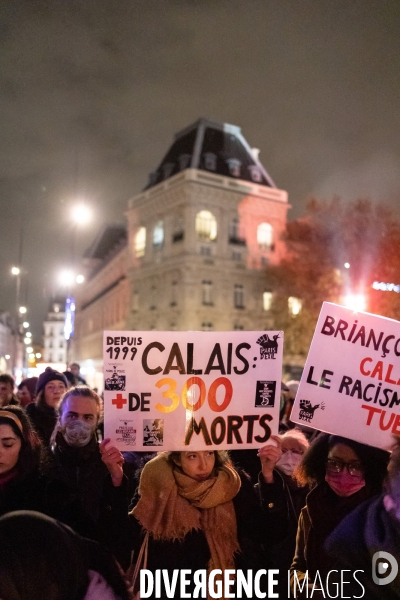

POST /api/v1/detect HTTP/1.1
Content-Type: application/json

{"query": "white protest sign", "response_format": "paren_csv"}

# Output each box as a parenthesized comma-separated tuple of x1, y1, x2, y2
(103, 330, 283, 451)
(291, 302, 400, 450)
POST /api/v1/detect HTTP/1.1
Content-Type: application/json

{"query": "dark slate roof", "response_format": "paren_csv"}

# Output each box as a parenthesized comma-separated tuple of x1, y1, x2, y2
(84, 225, 127, 261)
(144, 118, 276, 190)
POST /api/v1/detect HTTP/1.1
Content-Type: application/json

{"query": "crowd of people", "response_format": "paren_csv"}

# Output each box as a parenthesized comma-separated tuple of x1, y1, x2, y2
(0, 366, 400, 599)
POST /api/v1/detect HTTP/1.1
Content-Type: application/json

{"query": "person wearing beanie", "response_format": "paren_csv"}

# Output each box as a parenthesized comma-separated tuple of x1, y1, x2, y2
(26, 368, 68, 447)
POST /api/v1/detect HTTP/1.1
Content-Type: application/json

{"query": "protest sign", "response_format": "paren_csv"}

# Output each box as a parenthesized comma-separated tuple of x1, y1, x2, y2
(103, 330, 283, 450)
(291, 302, 400, 450)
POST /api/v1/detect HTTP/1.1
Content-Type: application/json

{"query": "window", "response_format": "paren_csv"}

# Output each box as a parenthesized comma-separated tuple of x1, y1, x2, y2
(59, 354, 64, 362)
(263, 292, 273, 311)
(200, 246, 212, 256)
(178, 153, 191, 170)
(59, 340, 64, 348)
(229, 218, 245, 245)
(248, 165, 262, 183)
(153, 221, 164, 247)
(203, 152, 217, 171)
(257, 223, 273, 250)
(202, 281, 213, 306)
(201, 322, 213, 331)
(135, 227, 146, 257)
(234, 323, 244, 330)
(288, 297, 302, 315)
(162, 163, 174, 179)
(171, 281, 178, 307)
(172, 216, 184, 243)
(232, 251, 241, 261)
(226, 158, 241, 177)
(234, 284, 244, 309)
(196, 210, 217, 241)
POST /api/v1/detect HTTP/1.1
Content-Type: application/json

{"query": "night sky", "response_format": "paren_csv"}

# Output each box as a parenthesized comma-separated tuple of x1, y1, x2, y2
(1, 0, 400, 341)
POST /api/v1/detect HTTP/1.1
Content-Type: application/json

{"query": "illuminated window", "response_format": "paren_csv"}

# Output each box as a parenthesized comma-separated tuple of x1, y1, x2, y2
(196, 210, 217, 241)
(257, 222, 273, 250)
(234, 284, 244, 308)
(135, 227, 146, 257)
(153, 221, 164, 247)
(202, 281, 213, 305)
(263, 292, 273, 311)
(288, 297, 302, 315)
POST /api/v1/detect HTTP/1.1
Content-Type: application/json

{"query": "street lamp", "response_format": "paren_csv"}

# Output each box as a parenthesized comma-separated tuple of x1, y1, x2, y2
(72, 203, 91, 226)
(19, 306, 27, 315)
(11, 266, 20, 276)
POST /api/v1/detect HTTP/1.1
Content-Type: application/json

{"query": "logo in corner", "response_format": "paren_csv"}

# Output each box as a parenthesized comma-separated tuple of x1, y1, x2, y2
(298, 399, 325, 423)
(372, 551, 398, 586)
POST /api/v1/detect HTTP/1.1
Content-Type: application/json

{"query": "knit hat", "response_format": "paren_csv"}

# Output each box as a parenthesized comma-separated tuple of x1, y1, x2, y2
(36, 367, 68, 394)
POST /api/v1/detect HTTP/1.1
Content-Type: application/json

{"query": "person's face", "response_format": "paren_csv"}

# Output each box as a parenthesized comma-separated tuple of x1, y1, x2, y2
(281, 437, 306, 456)
(178, 451, 216, 481)
(17, 386, 32, 407)
(0, 382, 13, 405)
(44, 380, 67, 408)
(327, 443, 362, 474)
(60, 395, 98, 429)
(70, 365, 80, 376)
(0, 424, 22, 475)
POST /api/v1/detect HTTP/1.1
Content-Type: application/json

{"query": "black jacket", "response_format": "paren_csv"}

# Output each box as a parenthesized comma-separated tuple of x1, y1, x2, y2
(26, 402, 58, 447)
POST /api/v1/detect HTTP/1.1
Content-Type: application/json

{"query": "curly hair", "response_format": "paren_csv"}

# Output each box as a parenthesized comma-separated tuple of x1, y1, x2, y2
(0, 405, 43, 478)
(295, 433, 389, 494)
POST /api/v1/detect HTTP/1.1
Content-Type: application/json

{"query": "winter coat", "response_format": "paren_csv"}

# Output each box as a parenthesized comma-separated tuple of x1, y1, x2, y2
(326, 495, 400, 600)
(290, 481, 371, 597)
(46, 433, 130, 568)
(0, 470, 49, 517)
(127, 471, 272, 599)
(26, 402, 58, 447)
(256, 468, 309, 596)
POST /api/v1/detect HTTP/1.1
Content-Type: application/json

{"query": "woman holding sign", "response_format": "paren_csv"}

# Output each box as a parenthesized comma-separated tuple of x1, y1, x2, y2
(127, 449, 270, 598)
(289, 433, 389, 597)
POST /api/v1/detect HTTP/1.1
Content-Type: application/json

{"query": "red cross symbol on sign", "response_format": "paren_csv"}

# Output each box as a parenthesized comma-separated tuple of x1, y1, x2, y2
(112, 394, 127, 409)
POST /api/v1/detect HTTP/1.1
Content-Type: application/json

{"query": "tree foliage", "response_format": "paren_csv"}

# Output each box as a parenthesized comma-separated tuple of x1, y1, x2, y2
(266, 198, 400, 362)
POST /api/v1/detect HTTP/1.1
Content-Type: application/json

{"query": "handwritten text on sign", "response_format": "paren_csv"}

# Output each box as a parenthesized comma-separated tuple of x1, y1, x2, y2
(103, 331, 283, 451)
(291, 302, 400, 450)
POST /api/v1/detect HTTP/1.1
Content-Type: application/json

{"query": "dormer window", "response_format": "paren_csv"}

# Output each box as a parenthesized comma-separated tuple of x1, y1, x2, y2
(148, 171, 158, 186)
(226, 158, 241, 177)
(257, 222, 273, 250)
(196, 210, 217, 241)
(248, 165, 262, 183)
(153, 221, 164, 247)
(162, 163, 174, 179)
(203, 152, 217, 171)
(178, 154, 191, 170)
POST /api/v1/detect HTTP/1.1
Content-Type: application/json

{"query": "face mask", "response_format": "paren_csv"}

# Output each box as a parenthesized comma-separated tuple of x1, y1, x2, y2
(276, 451, 303, 476)
(325, 471, 366, 497)
(62, 420, 95, 448)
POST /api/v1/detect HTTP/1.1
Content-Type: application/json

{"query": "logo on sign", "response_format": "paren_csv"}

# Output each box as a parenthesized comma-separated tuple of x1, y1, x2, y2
(256, 334, 280, 360)
(298, 399, 325, 423)
(105, 365, 126, 391)
(372, 551, 398, 586)
(255, 381, 276, 407)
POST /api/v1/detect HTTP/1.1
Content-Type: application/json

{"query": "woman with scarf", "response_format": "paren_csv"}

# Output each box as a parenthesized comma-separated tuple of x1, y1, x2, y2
(127, 449, 270, 598)
(0, 510, 131, 600)
(256, 430, 309, 597)
(289, 433, 389, 598)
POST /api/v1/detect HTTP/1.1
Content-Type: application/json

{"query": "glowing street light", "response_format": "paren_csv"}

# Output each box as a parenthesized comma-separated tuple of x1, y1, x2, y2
(344, 262, 350, 269)
(72, 204, 91, 226)
(5, 354, 10, 360)
(26, 346, 33, 353)
(19, 306, 27, 314)
(11, 266, 20, 276)
(59, 270, 75, 287)
(36, 352, 42, 359)
(26, 332, 32, 338)
(76, 274, 85, 284)
(22, 322, 29, 328)
(343, 293, 367, 312)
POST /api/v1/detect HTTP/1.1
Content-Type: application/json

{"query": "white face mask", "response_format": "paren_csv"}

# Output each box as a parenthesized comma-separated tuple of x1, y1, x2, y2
(276, 450, 303, 476)
(62, 419, 95, 448)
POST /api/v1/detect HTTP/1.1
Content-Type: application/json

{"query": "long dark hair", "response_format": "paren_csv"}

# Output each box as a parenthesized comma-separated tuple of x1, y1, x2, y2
(295, 433, 390, 494)
(0, 406, 43, 478)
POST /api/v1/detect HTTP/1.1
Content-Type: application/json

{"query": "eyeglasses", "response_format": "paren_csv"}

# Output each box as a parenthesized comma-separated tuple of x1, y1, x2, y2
(326, 458, 364, 477)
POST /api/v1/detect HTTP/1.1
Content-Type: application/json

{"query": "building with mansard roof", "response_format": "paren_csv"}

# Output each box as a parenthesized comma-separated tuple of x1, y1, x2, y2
(126, 118, 289, 332)
(72, 119, 290, 389)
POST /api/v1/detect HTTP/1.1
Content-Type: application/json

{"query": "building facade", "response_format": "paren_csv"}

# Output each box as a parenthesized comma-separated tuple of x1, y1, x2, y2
(73, 119, 289, 389)
(42, 299, 68, 366)
(126, 119, 289, 332)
